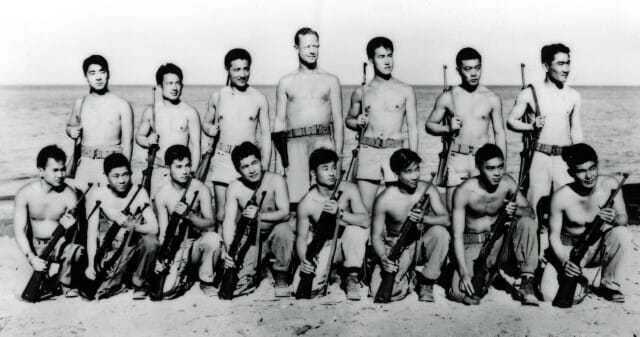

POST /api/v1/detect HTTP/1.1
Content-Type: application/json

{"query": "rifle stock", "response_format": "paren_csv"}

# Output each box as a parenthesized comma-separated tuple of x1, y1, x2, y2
(195, 135, 219, 181)
(141, 87, 159, 192)
(67, 137, 82, 178)
(553, 173, 629, 308)
(518, 64, 540, 194)
(434, 65, 455, 187)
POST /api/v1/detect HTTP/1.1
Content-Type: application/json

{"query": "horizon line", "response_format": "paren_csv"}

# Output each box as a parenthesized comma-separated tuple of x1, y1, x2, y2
(2, 83, 639, 87)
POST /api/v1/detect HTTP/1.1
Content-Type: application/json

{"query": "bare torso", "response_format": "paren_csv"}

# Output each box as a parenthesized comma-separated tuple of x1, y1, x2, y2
(283, 70, 335, 129)
(459, 178, 513, 233)
(77, 93, 129, 147)
(449, 85, 498, 147)
(21, 181, 77, 239)
(557, 176, 617, 236)
(362, 79, 409, 139)
(532, 82, 580, 146)
(379, 182, 429, 236)
(215, 87, 263, 146)
(153, 101, 198, 161)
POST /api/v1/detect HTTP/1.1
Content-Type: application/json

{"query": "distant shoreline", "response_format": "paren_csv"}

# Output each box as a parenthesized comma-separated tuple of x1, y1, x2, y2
(2, 84, 640, 88)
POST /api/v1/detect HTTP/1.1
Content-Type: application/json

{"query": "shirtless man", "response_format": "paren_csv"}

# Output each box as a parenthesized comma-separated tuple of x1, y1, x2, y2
(370, 149, 450, 302)
(14, 145, 86, 299)
(221, 142, 292, 298)
(540, 143, 629, 304)
(66, 55, 133, 190)
(507, 43, 583, 220)
(84, 153, 159, 300)
(154, 145, 221, 296)
(202, 49, 271, 224)
(346, 36, 418, 212)
(426, 47, 506, 208)
(136, 63, 201, 196)
(292, 148, 369, 300)
(274, 27, 344, 204)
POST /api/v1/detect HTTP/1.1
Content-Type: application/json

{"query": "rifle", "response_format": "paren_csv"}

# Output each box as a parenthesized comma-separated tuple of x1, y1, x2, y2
(374, 181, 434, 303)
(553, 173, 629, 308)
(434, 65, 456, 187)
(141, 87, 160, 193)
(518, 63, 541, 194)
(218, 190, 268, 300)
(66, 96, 86, 178)
(21, 185, 95, 302)
(195, 125, 220, 182)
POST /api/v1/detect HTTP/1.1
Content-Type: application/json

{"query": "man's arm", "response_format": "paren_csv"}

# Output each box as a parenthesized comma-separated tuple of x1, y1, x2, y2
(548, 191, 568, 264)
(258, 95, 272, 170)
(274, 79, 288, 132)
(339, 184, 370, 229)
(425, 92, 450, 135)
(221, 185, 240, 249)
(121, 102, 134, 160)
(405, 86, 418, 152)
(345, 88, 363, 131)
(611, 176, 628, 226)
(423, 184, 450, 227)
(188, 108, 201, 170)
(155, 192, 169, 243)
(135, 191, 158, 235)
(490, 94, 507, 159)
(451, 188, 469, 276)
(295, 201, 312, 262)
(507, 89, 535, 132)
(202, 92, 220, 137)
(370, 194, 388, 260)
(570, 93, 584, 143)
(185, 185, 214, 229)
(258, 176, 290, 222)
(65, 98, 83, 139)
(330, 76, 344, 155)
(85, 191, 101, 273)
(135, 107, 154, 148)
(13, 189, 33, 259)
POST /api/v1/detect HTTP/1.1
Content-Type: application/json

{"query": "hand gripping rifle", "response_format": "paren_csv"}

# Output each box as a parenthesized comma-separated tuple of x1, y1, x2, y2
(434, 65, 456, 187)
(519, 63, 541, 194)
(218, 190, 268, 299)
(374, 181, 434, 303)
(141, 87, 160, 192)
(347, 62, 368, 181)
(66, 96, 86, 178)
(21, 184, 95, 302)
(553, 173, 629, 308)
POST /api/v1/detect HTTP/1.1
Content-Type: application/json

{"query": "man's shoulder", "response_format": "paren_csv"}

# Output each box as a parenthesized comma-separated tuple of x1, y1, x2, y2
(478, 86, 500, 101)
(264, 171, 285, 184)
(565, 85, 581, 101)
(339, 181, 358, 195)
(598, 174, 621, 191)
(15, 180, 40, 200)
(105, 93, 130, 107)
(247, 87, 268, 100)
(552, 184, 573, 203)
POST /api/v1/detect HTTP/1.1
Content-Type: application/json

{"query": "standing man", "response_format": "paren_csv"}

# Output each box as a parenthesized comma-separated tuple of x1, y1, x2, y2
(448, 144, 539, 306)
(66, 55, 133, 190)
(14, 145, 86, 299)
(202, 49, 271, 224)
(346, 36, 419, 212)
(136, 63, 202, 196)
(540, 143, 629, 304)
(221, 142, 292, 298)
(369, 149, 450, 302)
(273, 27, 344, 205)
(507, 43, 583, 218)
(426, 47, 506, 208)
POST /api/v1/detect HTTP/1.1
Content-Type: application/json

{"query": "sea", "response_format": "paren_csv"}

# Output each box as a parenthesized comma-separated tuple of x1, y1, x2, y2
(1, 84, 639, 200)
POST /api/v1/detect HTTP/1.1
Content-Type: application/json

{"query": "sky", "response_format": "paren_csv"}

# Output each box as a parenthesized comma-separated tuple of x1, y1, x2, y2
(1, 0, 639, 85)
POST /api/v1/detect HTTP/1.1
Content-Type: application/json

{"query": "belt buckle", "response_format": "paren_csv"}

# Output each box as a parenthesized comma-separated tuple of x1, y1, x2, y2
(374, 138, 383, 148)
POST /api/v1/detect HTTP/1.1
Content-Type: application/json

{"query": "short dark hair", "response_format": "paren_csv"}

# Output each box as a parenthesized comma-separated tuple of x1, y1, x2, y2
(155, 63, 183, 86)
(164, 144, 191, 166)
(389, 149, 421, 175)
(224, 48, 252, 70)
(455, 47, 482, 68)
(82, 54, 109, 76)
(562, 143, 598, 169)
(366, 36, 394, 59)
(103, 153, 130, 175)
(36, 145, 67, 169)
(475, 144, 504, 168)
(309, 148, 339, 172)
(231, 142, 262, 171)
(541, 43, 570, 66)
(294, 27, 319, 46)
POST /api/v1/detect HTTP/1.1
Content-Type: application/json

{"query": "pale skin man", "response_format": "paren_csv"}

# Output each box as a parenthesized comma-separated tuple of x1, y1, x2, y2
(293, 148, 370, 300)
(14, 145, 86, 299)
(426, 47, 506, 209)
(66, 55, 133, 190)
(154, 145, 221, 295)
(274, 27, 344, 204)
(136, 63, 201, 196)
(84, 153, 160, 300)
(540, 143, 629, 304)
(346, 36, 418, 213)
(221, 142, 291, 298)
(507, 43, 583, 221)
(449, 144, 539, 306)
(202, 49, 271, 225)
(370, 149, 450, 302)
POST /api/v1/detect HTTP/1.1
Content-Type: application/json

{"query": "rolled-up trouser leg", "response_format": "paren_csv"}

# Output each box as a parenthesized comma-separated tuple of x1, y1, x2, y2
(56, 241, 85, 287)
(131, 234, 160, 288)
(418, 225, 450, 280)
(584, 226, 629, 291)
(339, 226, 368, 268)
(506, 216, 539, 275)
(267, 222, 296, 272)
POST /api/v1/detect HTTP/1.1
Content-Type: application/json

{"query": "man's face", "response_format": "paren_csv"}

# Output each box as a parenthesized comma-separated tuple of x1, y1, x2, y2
(85, 64, 108, 91)
(169, 158, 192, 184)
(545, 52, 570, 83)
(161, 73, 183, 100)
(107, 166, 131, 193)
(572, 161, 598, 189)
(238, 155, 262, 183)
(228, 59, 250, 88)
(371, 47, 393, 76)
(40, 158, 66, 188)
(314, 161, 337, 188)
(295, 34, 319, 65)
(397, 162, 420, 190)
(458, 59, 481, 86)
(479, 157, 504, 187)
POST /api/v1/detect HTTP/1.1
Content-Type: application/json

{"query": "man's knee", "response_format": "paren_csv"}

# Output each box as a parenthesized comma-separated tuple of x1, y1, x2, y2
(515, 216, 538, 235)
(605, 226, 630, 251)
(140, 235, 160, 252)
(271, 222, 295, 245)
(424, 225, 450, 247)
(199, 232, 222, 252)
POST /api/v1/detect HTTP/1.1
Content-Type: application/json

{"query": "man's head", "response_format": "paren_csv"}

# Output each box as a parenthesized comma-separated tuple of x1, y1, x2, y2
(82, 55, 109, 93)
(456, 47, 482, 87)
(390, 149, 422, 190)
(36, 145, 67, 188)
(562, 143, 598, 188)
(366, 37, 394, 77)
(155, 63, 183, 101)
(475, 144, 505, 187)
(231, 142, 263, 183)
(224, 48, 252, 89)
(103, 153, 132, 193)
(165, 144, 191, 184)
(541, 43, 571, 84)
(294, 27, 320, 67)
(309, 148, 339, 188)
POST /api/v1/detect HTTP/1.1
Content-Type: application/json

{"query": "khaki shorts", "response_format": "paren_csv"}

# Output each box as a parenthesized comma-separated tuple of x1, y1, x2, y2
(207, 149, 240, 186)
(446, 151, 479, 187)
(356, 145, 399, 182)
(286, 135, 335, 203)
